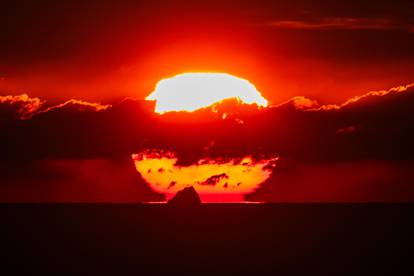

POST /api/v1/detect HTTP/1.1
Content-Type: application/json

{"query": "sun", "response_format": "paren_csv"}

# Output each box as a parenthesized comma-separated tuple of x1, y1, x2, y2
(146, 73, 268, 113)
(132, 151, 277, 202)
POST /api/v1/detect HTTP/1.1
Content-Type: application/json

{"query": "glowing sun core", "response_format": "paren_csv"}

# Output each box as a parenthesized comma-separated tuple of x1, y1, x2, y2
(146, 73, 268, 113)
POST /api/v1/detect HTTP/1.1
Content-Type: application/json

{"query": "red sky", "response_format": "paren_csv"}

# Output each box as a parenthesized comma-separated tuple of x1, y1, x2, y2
(1, 0, 414, 104)
(1, 0, 414, 203)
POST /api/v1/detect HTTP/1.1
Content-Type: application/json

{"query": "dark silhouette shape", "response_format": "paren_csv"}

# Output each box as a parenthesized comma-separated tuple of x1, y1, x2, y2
(167, 186, 201, 206)
(167, 181, 177, 189)
(199, 173, 229, 186)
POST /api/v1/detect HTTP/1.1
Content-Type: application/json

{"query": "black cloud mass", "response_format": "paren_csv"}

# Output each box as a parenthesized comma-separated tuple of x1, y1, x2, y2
(1, 83, 414, 202)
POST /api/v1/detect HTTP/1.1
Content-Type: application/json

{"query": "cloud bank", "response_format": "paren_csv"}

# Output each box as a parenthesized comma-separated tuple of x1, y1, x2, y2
(1, 83, 413, 162)
(1, 82, 414, 202)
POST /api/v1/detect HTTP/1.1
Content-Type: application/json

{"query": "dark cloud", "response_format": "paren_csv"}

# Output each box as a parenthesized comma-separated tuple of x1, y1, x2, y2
(247, 160, 414, 202)
(1, 83, 413, 163)
(199, 173, 229, 186)
(310, 83, 413, 111)
(0, 158, 163, 202)
(274, 96, 319, 110)
(0, 94, 43, 120)
(1, 83, 414, 202)
(0, 94, 110, 121)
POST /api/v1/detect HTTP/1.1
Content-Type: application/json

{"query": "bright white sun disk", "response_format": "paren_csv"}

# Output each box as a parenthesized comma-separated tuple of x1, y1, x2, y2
(146, 73, 268, 113)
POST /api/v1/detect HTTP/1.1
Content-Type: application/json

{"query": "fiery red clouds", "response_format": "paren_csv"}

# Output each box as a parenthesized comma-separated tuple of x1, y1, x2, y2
(1, 82, 414, 202)
(0, 94, 43, 119)
(0, 94, 110, 120)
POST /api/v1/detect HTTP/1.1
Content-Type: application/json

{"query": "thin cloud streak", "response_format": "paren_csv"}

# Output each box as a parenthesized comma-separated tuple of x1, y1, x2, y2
(273, 83, 414, 111)
(37, 99, 111, 115)
(0, 95, 111, 120)
(310, 83, 414, 111)
(268, 17, 414, 32)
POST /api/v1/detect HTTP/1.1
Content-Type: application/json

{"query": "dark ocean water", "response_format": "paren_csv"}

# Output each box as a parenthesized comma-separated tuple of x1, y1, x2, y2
(1, 204, 413, 275)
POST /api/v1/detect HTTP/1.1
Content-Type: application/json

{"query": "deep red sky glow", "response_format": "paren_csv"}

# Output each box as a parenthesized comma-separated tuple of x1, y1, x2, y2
(1, 0, 414, 104)
(1, 0, 414, 203)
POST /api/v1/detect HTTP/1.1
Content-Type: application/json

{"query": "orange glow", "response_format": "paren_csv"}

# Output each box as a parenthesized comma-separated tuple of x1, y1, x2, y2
(132, 151, 277, 202)
(146, 73, 268, 114)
